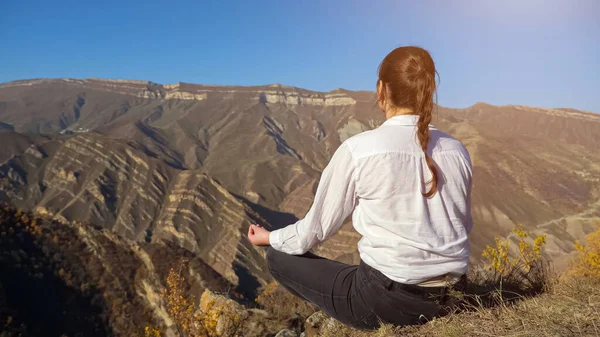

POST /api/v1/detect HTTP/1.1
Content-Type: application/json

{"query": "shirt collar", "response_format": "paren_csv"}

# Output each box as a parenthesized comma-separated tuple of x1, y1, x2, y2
(381, 114, 435, 128)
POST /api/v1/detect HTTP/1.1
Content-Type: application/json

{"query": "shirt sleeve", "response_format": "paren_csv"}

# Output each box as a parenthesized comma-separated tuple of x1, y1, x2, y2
(463, 147, 474, 234)
(465, 186, 473, 233)
(269, 142, 358, 255)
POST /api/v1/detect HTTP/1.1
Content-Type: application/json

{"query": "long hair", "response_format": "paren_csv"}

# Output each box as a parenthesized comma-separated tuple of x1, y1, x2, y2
(377, 46, 439, 197)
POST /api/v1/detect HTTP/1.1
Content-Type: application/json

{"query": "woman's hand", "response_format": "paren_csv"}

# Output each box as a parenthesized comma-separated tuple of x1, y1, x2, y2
(247, 224, 271, 246)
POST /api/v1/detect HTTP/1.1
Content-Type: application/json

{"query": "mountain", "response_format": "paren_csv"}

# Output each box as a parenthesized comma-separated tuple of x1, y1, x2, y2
(1, 78, 599, 277)
(0, 204, 235, 336)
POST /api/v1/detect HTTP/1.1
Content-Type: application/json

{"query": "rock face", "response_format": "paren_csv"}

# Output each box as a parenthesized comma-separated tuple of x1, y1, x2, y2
(0, 131, 269, 296)
(260, 91, 356, 106)
(1, 77, 600, 279)
(199, 289, 284, 337)
(200, 289, 249, 336)
(0, 206, 232, 337)
(337, 118, 370, 142)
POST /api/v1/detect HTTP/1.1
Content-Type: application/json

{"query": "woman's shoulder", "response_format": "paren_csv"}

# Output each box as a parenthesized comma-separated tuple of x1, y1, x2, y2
(342, 127, 416, 159)
(341, 126, 471, 163)
(431, 129, 465, 147)
(429, 130, 472, 162)
(342, 128, 385, 152)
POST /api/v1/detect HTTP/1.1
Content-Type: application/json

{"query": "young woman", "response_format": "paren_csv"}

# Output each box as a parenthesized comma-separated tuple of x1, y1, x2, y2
(248, 46, 472, 330)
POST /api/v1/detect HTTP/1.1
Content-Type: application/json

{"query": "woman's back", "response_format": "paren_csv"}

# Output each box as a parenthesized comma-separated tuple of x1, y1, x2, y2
(345, 114, 472, 284)
(250, 46, 473, 330)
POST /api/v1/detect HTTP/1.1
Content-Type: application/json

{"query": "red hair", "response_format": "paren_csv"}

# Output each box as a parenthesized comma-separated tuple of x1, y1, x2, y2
(377, 46, 439, 197)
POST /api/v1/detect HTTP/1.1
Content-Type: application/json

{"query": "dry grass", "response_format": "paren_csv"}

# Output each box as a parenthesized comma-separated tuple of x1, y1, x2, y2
(315, 275, 600, 337)
(255, 280, 317, 330)
(255, 281, 317, 319)
(314, 224, 600, 337)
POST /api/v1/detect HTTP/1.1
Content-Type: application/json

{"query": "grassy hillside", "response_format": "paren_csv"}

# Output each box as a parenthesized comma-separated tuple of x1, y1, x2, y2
(298, 224, 600, 337)
(314, 276, 600, 337)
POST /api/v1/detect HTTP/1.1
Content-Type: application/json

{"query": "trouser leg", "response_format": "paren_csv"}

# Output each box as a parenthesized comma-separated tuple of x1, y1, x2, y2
(265, 247, 374, 329)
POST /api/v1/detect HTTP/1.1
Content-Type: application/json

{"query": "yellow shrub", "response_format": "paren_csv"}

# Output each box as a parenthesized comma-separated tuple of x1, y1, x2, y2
(143, 262, 243, 337)
(144, 326, 161, 337)
(482, 225, 546, 276)
(571, 223, 600, 278)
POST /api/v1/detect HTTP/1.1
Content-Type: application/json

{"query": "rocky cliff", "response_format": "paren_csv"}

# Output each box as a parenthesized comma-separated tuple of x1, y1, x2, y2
(0, 205, 234, 336)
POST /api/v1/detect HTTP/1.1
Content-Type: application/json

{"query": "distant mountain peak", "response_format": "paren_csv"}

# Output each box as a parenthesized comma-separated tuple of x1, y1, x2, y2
(268, 83, 296, 89)
(86, 78, 152, 85)
(470, 101, 495, 109)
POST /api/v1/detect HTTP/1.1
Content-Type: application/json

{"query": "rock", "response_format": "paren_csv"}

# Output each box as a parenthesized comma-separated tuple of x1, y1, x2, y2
(200, 289, 249, 336)
(337, 118, 370, 142)
(260, 91, 356, 106)
(198, 291, 299, 337)
(304, 311, 337, 337)
(244, 308, 276, 336)
(275, 328, 298, 337)
(305, 311, 329, 327)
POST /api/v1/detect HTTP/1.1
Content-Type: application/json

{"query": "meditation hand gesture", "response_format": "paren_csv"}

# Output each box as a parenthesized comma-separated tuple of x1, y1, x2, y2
(248, 224, 270, 246)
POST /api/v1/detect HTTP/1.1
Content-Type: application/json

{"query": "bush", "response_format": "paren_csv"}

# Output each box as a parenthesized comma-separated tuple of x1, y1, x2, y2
(480, 225, 547, 292)
(571, 222, 600, 278)
(144, 262, 243, 337)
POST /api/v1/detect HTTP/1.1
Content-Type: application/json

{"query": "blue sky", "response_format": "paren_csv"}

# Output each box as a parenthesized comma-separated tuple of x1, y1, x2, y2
(1, 0, 599, 112)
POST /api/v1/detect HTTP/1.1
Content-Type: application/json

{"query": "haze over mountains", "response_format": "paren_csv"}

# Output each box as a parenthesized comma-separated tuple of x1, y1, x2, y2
(1, 77, 599, 293)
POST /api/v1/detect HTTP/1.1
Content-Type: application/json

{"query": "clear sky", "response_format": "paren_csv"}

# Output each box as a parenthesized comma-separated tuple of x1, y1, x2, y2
(1, 0, 599, 112)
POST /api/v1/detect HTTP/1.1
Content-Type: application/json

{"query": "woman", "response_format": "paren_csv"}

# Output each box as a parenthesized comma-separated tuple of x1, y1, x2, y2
(247, 46, 472, 330)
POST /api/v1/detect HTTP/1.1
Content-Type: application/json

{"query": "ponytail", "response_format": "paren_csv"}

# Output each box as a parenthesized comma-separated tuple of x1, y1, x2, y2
(416, 71, 438, 197)
(378, 46, 439, 197)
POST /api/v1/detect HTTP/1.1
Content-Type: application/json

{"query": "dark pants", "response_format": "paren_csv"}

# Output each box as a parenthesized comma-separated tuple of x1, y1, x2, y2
(266, 247, 447, 330)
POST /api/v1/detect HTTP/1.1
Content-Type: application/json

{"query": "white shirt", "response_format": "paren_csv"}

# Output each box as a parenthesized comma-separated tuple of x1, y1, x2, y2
(269, 114, 473, 284)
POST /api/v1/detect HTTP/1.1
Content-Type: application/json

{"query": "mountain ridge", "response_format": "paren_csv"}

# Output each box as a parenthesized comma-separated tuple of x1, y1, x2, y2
(2, 78, 598, 117)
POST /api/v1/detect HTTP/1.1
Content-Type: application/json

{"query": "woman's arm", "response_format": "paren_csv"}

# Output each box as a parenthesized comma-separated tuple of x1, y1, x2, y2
(258, 142, 358, 255)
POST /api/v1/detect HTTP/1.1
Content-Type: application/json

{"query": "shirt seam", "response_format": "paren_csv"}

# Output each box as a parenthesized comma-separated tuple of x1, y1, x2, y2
(342, 141, 361, 201)
(352, 148, 467, 161)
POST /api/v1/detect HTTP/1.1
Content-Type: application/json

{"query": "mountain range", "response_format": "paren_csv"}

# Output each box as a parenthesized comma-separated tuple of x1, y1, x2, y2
(0, 78, 599, 334)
